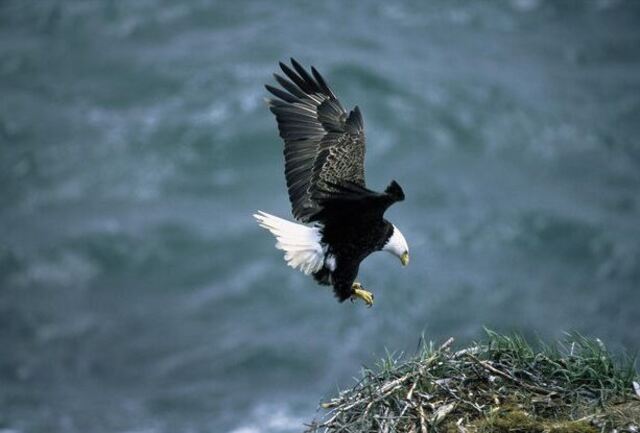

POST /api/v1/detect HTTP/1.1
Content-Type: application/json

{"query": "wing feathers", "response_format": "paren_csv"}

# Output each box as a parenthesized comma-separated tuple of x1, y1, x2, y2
(280, 61, 315, 94)
(346, 105, 363, 132)
(265, 84, 300, 104)
(311, 66, 337, 99)
(273, 73, 307, 99)
(309, 180, 406, 223)
(290, 58, 321, 93)
(266, 59, 367, 222)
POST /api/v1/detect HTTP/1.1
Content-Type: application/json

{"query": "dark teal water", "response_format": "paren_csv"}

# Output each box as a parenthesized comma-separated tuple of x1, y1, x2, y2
(1, 1, 639, 432)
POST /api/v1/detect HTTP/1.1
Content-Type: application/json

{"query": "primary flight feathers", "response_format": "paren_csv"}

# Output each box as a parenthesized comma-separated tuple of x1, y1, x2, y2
(265, 58, 366, 223)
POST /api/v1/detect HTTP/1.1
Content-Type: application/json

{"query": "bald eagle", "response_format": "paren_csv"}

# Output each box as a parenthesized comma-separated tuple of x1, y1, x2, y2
(254, 59, 409, 307)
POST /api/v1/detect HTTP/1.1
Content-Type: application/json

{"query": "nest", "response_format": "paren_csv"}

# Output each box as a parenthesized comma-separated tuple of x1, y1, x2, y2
(306, 331, 640, 433)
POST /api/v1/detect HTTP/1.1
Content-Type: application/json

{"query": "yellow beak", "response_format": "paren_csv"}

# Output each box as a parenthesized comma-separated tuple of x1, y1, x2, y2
(401, 251, 409, 267)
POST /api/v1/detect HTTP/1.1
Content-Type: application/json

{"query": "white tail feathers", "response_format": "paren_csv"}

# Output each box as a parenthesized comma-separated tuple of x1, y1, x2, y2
(253, 211, 325, 275)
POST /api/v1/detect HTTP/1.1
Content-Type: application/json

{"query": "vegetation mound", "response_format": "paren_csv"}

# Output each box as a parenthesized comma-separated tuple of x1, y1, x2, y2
(306, 331, 639, 433)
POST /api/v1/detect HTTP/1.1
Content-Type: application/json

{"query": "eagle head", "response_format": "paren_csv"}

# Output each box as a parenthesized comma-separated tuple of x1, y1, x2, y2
(382, 223, 409, 267)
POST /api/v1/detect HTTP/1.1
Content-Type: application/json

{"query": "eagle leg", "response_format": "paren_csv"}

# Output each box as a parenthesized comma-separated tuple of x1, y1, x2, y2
(350, 282, 374, 307)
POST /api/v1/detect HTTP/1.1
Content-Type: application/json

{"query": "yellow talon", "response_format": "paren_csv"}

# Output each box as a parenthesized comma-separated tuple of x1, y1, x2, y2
(351, 282, 374, 307)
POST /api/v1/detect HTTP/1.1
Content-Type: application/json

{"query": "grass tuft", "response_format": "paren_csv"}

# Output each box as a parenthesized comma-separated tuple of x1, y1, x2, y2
(306, 330, 639, 433)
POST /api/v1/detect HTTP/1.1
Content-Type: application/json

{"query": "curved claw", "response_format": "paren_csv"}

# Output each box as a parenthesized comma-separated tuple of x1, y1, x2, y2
(350, 282, 374, 307)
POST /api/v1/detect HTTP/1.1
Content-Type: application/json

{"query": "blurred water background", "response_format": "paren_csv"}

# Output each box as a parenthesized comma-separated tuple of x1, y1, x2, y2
(1, 1, 639, 432)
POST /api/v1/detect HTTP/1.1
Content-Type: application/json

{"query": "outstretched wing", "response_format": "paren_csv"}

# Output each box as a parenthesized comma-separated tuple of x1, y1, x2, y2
(311, 180, 405, 225)
(266, 58, 366, 223)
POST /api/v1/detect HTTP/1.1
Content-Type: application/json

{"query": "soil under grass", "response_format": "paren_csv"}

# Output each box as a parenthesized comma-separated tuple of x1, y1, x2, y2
(306, 331, 639, 433)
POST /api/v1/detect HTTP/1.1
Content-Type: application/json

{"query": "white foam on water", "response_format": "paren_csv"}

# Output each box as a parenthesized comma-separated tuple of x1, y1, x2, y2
(228, 403, 305, 433)
(11, 251, 99, 290)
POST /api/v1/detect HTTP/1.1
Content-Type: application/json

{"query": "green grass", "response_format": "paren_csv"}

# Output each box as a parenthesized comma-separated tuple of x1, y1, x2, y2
(306, 330, 639, 433)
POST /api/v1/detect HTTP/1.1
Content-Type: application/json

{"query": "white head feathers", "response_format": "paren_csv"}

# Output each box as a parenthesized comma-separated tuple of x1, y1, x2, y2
(383, 224, 409, 266)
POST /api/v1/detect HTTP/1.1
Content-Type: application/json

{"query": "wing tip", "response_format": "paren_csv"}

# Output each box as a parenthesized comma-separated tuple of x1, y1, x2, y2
(290, 57, 301, 68)
(346, 105, 364, 131)
(385, 180, 405, 202)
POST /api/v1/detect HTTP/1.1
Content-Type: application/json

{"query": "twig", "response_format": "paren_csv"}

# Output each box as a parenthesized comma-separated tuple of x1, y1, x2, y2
(466, 354, 553, 395)
(418, 405, 428, 433)
(406, 379, 419, 401)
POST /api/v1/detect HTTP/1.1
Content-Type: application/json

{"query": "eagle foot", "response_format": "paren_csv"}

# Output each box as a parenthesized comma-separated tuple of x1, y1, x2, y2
(350, 282, 374, 307)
